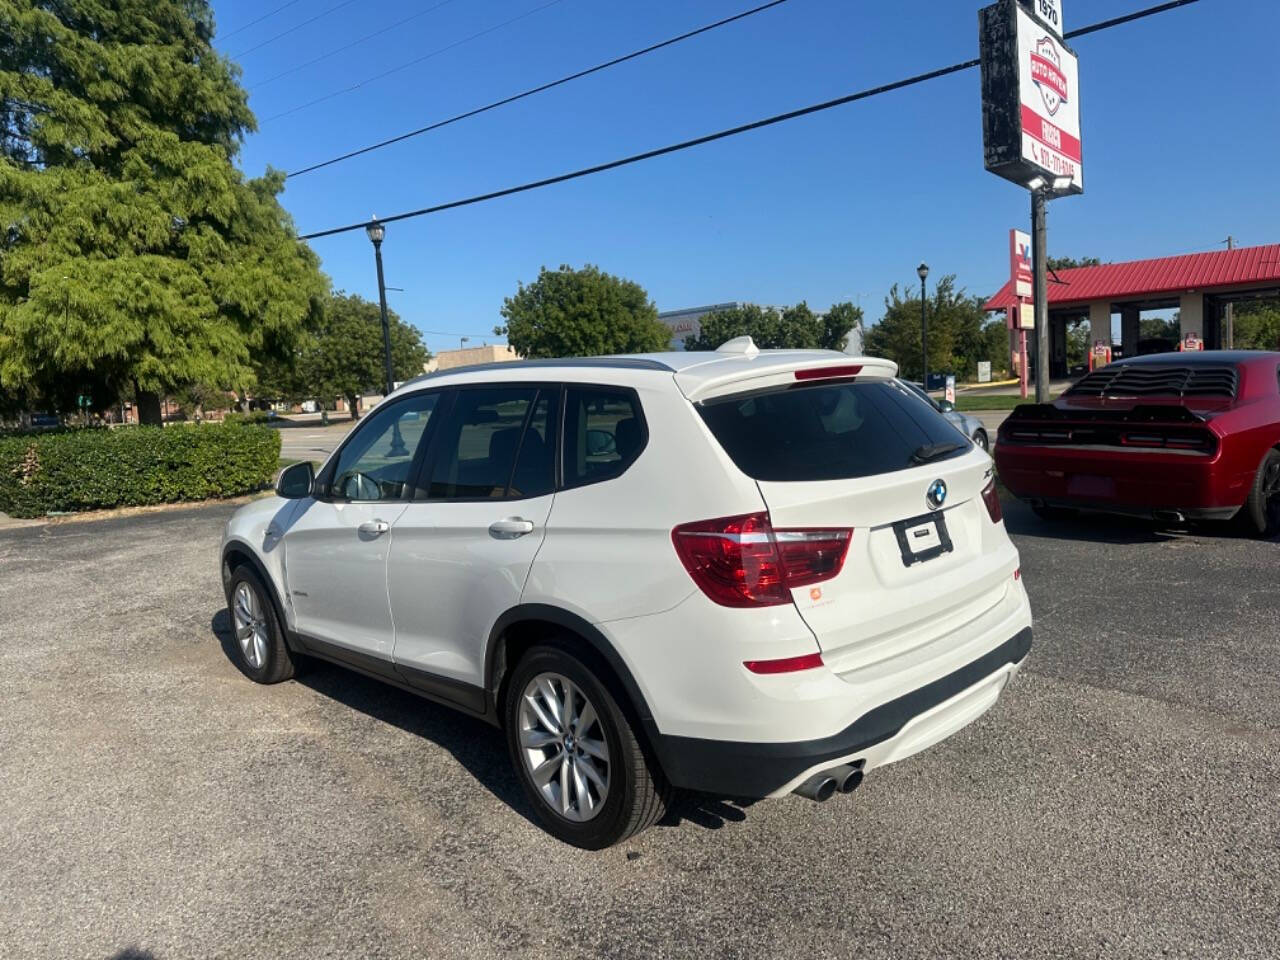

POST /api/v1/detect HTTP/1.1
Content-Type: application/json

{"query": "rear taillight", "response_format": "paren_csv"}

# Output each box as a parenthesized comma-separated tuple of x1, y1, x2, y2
(773, 529, 853, 587)
(981, 480, 1002, 524)
(671, 512, 852, 608)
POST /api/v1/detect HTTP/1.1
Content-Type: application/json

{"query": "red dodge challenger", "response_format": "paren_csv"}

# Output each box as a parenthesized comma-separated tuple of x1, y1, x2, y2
(995, 351, 1280, 536)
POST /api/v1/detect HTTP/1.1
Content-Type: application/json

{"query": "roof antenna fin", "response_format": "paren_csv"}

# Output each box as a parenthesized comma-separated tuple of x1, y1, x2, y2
(716, 335, 759, 357)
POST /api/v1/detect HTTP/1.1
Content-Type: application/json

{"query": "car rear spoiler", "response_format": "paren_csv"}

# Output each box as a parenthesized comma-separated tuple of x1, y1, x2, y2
(677, 356, 898, 403)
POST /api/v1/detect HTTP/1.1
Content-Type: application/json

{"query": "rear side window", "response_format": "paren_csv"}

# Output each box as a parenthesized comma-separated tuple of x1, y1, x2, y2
(427, 387, 543, 499)
(563, 386, 646, 488)
(698, 380, 966, 482)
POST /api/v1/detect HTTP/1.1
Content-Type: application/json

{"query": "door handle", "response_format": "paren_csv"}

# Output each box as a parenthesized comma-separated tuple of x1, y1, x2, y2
(489, 517, 535, 539)
(358, 519, 391, 536)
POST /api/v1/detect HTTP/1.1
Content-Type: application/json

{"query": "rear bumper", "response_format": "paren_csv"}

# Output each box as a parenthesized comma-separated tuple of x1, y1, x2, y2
(995, 444, 1244, 514)
(647, 627, 1031, 799)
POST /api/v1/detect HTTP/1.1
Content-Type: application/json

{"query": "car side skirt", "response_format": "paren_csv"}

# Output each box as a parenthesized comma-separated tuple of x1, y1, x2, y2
(292, 632, 491, 721)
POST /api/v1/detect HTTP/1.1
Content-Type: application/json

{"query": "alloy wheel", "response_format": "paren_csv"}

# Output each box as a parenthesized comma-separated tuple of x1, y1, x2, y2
(518, 673, 611, 822)
(1264, 458, 1280, 524)
(232, 581, 269, 670)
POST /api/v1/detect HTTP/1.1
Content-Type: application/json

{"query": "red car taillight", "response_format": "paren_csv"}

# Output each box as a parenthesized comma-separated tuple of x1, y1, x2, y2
(981, 480, 1003, 524)
(671, 512, 852, 608)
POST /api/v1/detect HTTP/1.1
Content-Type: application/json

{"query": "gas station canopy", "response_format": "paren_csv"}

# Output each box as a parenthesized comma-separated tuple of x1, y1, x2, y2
(985, 243, 1280, 313)
(984, 242, 1280, 376)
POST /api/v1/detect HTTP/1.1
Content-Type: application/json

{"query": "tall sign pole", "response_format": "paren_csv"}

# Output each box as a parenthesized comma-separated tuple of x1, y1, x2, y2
(1031, 189, 1050, 401)
(1009, 230, 1033, 399)
(981, 0, 1083, 404)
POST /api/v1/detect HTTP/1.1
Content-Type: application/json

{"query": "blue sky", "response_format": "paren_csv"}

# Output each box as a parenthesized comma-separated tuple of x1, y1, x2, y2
(212, 0, 1279, 353)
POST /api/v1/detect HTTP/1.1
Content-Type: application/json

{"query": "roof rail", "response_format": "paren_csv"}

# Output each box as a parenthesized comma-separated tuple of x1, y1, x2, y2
(399, 355, 677, 389)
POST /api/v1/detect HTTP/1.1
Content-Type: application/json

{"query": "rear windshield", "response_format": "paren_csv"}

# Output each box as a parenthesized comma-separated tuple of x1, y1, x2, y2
(698, 380, 967, 482)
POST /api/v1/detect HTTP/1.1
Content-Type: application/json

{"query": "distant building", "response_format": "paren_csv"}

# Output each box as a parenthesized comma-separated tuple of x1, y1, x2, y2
(423, 343, 519, 373)
(658, 303, 740, 350)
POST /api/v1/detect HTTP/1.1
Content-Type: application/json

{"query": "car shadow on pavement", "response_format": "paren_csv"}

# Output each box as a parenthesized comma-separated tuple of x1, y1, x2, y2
(998, 498, 1267, 545)
(212, 609, 756, 837)
(1003, 499, 1276, 545)
(211, 608, 536, 827)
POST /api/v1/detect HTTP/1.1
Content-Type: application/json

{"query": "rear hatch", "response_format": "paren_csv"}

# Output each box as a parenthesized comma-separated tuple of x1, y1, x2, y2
(693, 372, 1016, 682)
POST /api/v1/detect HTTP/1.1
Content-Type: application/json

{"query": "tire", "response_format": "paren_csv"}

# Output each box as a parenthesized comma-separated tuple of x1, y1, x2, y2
(1031, 503, 1077, 521)
(973, 430, 989, 453)
(227, 566, 297, 684)
(1241, 447, 1280, 537)
(504, 643, 672, 849)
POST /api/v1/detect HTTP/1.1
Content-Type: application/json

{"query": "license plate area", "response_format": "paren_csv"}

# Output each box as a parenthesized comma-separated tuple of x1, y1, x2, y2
(892, 511, 954, 567)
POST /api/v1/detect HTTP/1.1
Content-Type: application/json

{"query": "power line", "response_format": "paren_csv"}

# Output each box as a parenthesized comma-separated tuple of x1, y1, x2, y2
(299, 0, 1203, 242)
(218, 0, 306, 42)
(251, 0, 459, 91)
(286, 0, 792, 178)
(232, 0, 364, 60)
(261, 0, 568, 124)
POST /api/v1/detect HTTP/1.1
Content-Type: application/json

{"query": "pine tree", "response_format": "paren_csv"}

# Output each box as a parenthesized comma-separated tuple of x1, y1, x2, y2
(0, 0, 328, 423)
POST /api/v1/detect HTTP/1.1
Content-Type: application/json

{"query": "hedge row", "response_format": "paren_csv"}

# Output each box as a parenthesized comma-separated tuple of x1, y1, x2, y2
(223, 410, 274, 425)
(0, 424, 281, 518)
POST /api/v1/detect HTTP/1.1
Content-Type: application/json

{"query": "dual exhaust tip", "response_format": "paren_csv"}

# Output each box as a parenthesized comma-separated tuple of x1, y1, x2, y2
(793, 761, 865, 802)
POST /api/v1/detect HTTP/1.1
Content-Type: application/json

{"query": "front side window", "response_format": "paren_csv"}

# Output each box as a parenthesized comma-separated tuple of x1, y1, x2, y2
(427, 387, 552, 500)
(562, 386, 646, 488)
(328, 392, 439, 501)
(508, 391, 557, 499)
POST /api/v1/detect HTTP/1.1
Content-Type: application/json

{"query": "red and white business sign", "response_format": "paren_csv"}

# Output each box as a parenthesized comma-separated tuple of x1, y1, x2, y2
(1016, 3, 1082, 189)
(1009, 229, 1033, 299)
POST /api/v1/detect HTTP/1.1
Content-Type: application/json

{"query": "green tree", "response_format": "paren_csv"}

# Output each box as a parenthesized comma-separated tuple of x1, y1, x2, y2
(1066, 320, 1090, 369)
(496, 264, 669, 359)
(822, 301, 865, 352)
(1047, 256, 1103, 271)
(1232, 299, 1280, 351)
(298, 293, 430, 419)
(865, 276, 996, 381)
(1140, 316, 1179, 341)
(0, 0, 328, 424)
(981, 318, 1012, 378)
(685, 301, 863, 351)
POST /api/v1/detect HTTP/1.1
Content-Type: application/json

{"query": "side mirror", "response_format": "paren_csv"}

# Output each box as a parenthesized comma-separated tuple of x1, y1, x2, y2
(276, 461, 314, 499)
(585, 428, 616, 456)
(937, 399, 956, 413)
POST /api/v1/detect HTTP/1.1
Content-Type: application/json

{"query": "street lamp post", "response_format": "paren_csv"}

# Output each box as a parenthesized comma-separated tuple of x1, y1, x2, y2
(366, 216, 407, 456)
(365, 217, 395, 397)
(917, 262, 929, 388)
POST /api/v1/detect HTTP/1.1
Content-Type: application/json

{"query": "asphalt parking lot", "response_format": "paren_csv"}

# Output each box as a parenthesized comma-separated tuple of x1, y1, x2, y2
(1, 498, 1277, 959)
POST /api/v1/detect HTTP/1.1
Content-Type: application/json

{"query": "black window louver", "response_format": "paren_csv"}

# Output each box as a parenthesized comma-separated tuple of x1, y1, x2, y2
(1067, 364, 1238, 399)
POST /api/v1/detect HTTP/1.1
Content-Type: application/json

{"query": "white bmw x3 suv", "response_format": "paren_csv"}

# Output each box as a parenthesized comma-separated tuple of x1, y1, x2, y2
(221, 341, 1032, 848)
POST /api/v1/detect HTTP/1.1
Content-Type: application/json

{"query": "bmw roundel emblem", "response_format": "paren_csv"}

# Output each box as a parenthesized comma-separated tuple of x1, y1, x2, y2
(926, 479, 948, 511)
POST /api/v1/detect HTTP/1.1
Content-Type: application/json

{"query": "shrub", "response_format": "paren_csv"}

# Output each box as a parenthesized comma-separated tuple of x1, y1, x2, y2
(0, 424, 281, 518)
(223, 410, 273, 425)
